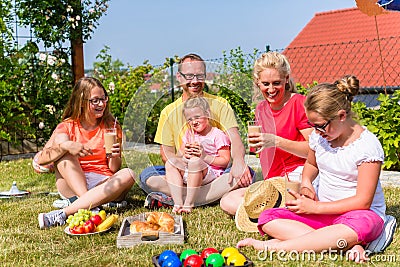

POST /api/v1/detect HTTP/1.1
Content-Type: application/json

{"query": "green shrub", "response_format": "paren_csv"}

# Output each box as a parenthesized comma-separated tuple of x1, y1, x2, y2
(353, 91, 400, 171)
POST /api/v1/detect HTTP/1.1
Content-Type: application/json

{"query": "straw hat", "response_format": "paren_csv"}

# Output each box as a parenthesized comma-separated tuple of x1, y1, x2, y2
(235, 177, 286, 233)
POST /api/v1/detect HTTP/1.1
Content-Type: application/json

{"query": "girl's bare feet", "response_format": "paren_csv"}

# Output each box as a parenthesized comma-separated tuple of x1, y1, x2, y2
(180, 205, 193, 213)
(172, 205, 182, 214)
(347, 244, 368, 263)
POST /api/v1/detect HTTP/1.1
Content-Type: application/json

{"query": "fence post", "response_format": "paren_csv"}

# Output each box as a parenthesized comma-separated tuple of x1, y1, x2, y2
(170, 58, 174, 101)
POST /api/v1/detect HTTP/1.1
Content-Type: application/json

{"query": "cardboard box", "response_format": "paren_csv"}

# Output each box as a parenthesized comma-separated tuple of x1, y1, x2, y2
(116, 212, 184, 248)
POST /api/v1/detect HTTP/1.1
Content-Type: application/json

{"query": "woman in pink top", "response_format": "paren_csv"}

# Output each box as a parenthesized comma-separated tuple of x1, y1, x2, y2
(220, 52, 314, 216)
(37, 77, 134, 229)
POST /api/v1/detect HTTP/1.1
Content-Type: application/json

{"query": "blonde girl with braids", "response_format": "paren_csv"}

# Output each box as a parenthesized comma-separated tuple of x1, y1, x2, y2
(237, 75, 388, 263)
(37, 77, 134, 229)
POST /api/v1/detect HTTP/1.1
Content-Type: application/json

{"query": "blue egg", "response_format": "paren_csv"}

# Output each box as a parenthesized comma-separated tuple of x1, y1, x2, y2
(161, 255, 181, 267)
(158, 250, 178, 265)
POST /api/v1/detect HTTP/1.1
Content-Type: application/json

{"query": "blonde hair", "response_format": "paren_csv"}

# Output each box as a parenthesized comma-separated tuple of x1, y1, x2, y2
(183, 96, 211, 117)
(252, 52, 296, 102)
(62, 77, 115, 128)
(304, 75, 360, 120)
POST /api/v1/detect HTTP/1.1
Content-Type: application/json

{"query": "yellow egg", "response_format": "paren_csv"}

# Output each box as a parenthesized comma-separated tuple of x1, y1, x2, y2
(221, 247, 239, 260)
(226, 253, 247, 266)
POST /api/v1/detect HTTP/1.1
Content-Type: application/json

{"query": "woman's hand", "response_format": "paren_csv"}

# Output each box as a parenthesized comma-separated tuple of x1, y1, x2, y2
(285, 189, 319, 214)
(110, 142, 121, 158)
(61, 141, 92, 157)
(248, 132, 277, 153)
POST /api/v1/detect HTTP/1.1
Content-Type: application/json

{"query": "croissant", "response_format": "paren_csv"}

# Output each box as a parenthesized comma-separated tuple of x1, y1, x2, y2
(130, 221, 159, 233)
(130, 212, 175, 234)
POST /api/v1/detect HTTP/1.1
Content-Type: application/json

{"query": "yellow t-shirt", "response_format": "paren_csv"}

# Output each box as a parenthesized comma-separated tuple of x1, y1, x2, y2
(154, 92, 238, 152)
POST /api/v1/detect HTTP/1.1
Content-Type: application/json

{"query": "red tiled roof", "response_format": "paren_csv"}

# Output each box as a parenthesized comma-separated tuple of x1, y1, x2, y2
(284, 7, 400, 88)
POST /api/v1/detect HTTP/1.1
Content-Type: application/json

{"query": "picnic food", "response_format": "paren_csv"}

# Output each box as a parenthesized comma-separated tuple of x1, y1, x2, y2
(66, 209, 94, 232)
(66, 208, 115, 234)
(90, 214, 103, 226)
(95, 214, 118, 232)
(130, 212, 174, 233)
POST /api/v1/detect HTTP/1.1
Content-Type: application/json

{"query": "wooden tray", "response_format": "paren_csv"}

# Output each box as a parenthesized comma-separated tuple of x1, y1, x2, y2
(116, 212, 184, 248)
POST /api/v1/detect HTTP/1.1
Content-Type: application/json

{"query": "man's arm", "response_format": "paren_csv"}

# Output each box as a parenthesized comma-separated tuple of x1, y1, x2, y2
(160, 144, 177, 163)
(227, 127, 252, 187)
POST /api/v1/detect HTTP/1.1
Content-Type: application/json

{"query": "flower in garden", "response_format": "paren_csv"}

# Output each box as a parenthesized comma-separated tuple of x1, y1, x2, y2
(45, 105, 56, 115)
(39, 53, 47, 61)
(109, 82, 115, 94)
(47, 55, 56, 66)
(39, 122, 45, 129)
(51, 73, 59, 80)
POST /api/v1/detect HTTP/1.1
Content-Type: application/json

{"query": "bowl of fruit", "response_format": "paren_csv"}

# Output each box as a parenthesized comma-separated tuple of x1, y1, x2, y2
(65, 208, 118, 235)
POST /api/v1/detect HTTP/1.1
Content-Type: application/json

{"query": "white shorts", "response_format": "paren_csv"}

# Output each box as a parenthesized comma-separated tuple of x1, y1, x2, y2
(182, 166, 218, 185)
(58, 172, 109, 199)
(85, 172, 109, 190)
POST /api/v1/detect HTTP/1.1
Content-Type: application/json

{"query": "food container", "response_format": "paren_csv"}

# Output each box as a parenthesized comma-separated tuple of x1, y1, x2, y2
(116, 212, 184, 248)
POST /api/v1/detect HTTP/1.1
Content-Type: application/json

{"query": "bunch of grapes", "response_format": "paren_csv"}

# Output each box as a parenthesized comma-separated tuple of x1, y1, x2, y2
(66, 209, 93, 229)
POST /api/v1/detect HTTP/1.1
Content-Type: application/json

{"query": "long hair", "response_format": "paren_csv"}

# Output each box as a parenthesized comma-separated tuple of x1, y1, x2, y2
(62, 77, 115, 128)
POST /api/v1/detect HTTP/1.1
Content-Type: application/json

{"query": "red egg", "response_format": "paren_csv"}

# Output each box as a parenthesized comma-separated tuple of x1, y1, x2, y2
(201, 247, 219, 259)
(183, 254, 203, 267)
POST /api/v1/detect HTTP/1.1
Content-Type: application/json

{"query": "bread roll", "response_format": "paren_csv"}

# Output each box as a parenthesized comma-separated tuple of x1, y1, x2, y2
(130, 212, 175, 234)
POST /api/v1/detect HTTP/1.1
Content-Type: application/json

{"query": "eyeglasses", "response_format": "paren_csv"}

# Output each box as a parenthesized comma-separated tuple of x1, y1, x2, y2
(179, 71, 206, 81)
(88, 96, 108, 105)
(307, 119, 332, 133)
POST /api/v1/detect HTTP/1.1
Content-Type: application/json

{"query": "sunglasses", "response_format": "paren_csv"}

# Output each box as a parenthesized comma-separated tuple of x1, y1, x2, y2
(307, 119, 332, 133)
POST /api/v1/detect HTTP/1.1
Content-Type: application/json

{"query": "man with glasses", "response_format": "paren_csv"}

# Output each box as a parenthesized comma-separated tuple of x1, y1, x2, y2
(140, 53, 254, 208)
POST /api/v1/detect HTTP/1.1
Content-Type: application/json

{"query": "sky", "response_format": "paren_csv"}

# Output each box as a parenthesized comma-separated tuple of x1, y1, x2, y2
(83, 0, 357, 69)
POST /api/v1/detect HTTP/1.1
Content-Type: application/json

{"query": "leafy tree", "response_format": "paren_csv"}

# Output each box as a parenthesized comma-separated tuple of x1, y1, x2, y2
(16, 0, 109, 48)
(1, 0, 109, 147)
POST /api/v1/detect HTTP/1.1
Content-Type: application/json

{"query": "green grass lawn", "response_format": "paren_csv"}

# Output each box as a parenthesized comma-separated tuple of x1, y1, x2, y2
(0, 154, 399, 267)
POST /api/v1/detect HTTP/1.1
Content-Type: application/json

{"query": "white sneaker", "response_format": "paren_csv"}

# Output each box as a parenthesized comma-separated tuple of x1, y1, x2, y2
(101, 200, 128, 209)
(52, 196, 78, 208)
(38, 210, 66, 229)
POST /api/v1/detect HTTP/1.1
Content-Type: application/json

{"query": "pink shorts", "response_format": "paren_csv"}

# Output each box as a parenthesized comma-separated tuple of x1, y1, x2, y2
(258, 208, 384, 245)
